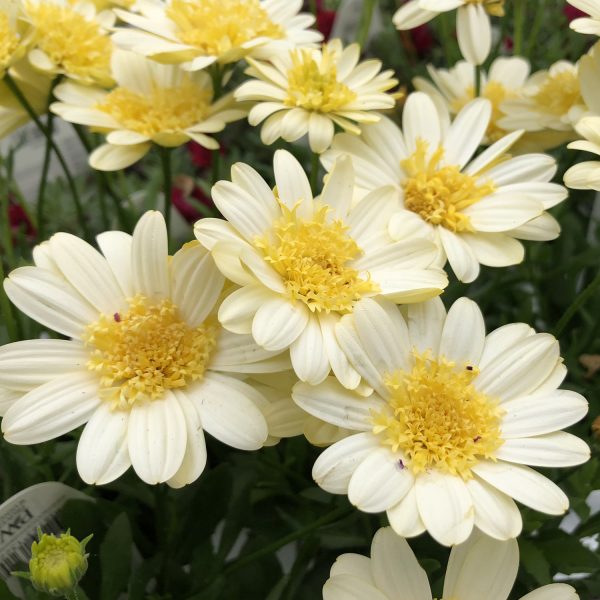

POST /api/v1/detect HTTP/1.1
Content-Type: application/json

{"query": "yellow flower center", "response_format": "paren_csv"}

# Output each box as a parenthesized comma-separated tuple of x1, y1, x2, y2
(533, 69, 581, 116)
(83, 295, 218, 410)
(25, 2, 112, 85)
(0, 12, 19, 71)
(167, 0, 283, 60)
(401, 139, 495, 232)
(371, 351, 504, 479)
(96, 81, 211, 137)
(464, 0, 505, 16)
(284, 48, 357, 112)
(255, 203, 378, 313)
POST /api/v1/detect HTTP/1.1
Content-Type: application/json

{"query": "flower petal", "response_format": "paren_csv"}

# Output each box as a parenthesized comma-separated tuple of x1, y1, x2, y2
(386, 487, 426, 538)
(438, 297, 485, 366)
(252, 297, 308, 351)
(290, 314, 330, 385)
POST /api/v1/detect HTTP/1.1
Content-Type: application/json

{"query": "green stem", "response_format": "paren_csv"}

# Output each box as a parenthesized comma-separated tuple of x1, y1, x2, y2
(310, 151, 320, 194)
(0, 255, 19, 342)
(0, 175, 15, 267)
(554, 269, 600, 338)
(513, 0, 525, 56)
(221, 505, 353, 578)
(159, 147, 172, 239)
(439, 11, 456, 65)
(475, 64, 482, 97)
(36, 111, 54, 242)
(3, 73, 91, 240)
(356, 0, 377, 48)
(309, 0, 317, 17)
(525, 0, 546, 59)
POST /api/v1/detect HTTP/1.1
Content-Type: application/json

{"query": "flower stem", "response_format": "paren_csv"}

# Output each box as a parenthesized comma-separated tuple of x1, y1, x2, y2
(475, 64, 482, 97)
(159, 146, 172, 238)
(554, 269, 600, 338)
(3, 73, 91, 241)
(310, 151, 320, 194)
(513, 0, 525, 55)
(357, 0, 377, 48)
(36, 110, 54, 241)
(0, 257, 18, 342)
(525, 0, 546, 59)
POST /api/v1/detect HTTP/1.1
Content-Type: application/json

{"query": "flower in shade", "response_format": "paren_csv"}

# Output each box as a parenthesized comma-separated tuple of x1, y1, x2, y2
(0, 0, 30, 76)
(293, 297, 589, 546)
(413, 57, 531, 145)
(323, 527, 579, 600)
(195, 149, 447, 388)
(322, 92, 568, 283)
(0, 211, 288, 487)
(112, 0, 322, 72)
(234, 39, 399, 153)
(50, 50, 245, 171)
(21, 0, 114, 86)
(566, 0, 600, 34)
(393, 0, 506, 66)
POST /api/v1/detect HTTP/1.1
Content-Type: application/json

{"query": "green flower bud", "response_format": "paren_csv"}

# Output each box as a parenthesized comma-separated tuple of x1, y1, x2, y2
(27, 530, 92, 597)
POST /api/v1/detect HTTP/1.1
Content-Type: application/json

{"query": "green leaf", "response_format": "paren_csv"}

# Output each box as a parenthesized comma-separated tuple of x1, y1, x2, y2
(99, 513, 132, 600)
(520, 538, 551, 584)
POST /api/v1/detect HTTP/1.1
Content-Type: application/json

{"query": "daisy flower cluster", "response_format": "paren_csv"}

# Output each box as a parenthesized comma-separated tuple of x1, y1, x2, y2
(0, 0, 597, 597)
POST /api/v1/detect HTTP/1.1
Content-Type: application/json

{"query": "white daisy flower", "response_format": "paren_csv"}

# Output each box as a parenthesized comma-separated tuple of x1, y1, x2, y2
(564, 116, 600, 190)
(234, 39, 399, 153)
(293, 297, 590, 546)
(392, 0, 505, 66)
(194, 149, 448, 389)
(322, 92, 568, 283)
(413, 57, 531, 145)
(0, 211, 287, 487)
(50, 50, 246, 171)
(21, 0, 114, 87)
(567, 0, 600, 36)
(324, 527, 579, 600)
(112, 0, 322, 72)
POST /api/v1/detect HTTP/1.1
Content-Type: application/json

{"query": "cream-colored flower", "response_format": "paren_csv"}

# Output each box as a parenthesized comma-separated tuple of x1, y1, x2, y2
(21, 0, 114, 86)
(564, 116, 600, 190)
(393, 0, 505, 65)
(294, 297, 589, 546)
(0, 212, 287, 487)
(50, 50, 246, 171)
(324, 527, 579, 600)
(414, 57, 530, 144)
(234, 39, 399, 153)
(567, 0, 600, 35)
(498, 60, 585, 135)
(112, 0, 322, 72)
(322, 92, 568, 283)
(0, 0, 30, 76)
(195, 149, 447, 388)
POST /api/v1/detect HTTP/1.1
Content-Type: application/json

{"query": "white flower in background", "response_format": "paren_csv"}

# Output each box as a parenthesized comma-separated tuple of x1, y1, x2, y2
(51, 50, 245, 171)
(393, 0, 505, 66)
(294, 297, 589, 546)
(0, 212, 288, 487)
(21, 0, 114, 86)
(564, 116, 600, 190)
(112, 0, 322, 72)
(498, 60, 585, 135)
(323, 527, 579, 600)
(195, 149, 447, 388)
(234, 39, 399, 153)
(322, 92, 568, 283)
(567, 0, 600, 35)
(413, 57, 530, 144)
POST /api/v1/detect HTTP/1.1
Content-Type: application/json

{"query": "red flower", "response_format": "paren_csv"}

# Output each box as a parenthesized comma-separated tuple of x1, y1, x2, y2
(9, 201, 36, 237)
(187, 142, 213, 170)
(171, 176, 214, 223)
(564, 4, 587, 21)
(410, 24, 434, 56)
(316, 0, 336, 40)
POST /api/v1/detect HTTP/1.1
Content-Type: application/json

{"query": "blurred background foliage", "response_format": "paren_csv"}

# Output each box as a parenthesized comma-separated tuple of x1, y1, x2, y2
(0, 0, 599, 598)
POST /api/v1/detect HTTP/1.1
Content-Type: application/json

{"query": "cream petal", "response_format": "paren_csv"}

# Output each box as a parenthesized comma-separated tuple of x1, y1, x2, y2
(279, 107, 310, 142)
(457, 4, 491, 66)
(321, 154, 354, 219)
(96, 231, 134, 297)
(240, 247, 285, 293)
(323, 575, 388, 600)
(210, 329, 283, 369)
(273, 149, 313, 217)
(369, 267, 448, 303)
(508, 214, 560, 242)
(479, 323, 535, 370)
(461, 233, 524, 267)
(443, 99, 491, 168)
(252, 297, 308, 351)
(415, 471, 474, 546)
(464, 130, 524, 177)
(438, 297, 485, 366)
(386, 487, 426, 539)
(230, 162, 278, 215)
(392, 0, 438, 29)
(439, 227, 480, 283)
(2, 372, 100, 444)
(406, 297, 446, 356)
(290, 315, 330, 385)
(329, 553, 373, 582)
(464, 193, 543, 232)
(89, 143, 150, 171)
(403, 92, 441, 152)
(484, 154, 557, 186)
(76, 402, 130, 485)
(218, 285, 277, 335)
(519, 584, 578, 600)
(0, 388, 20, 416)
(131, 211, 170, 300)
(320, 313, 362, 390)
(308, 112, 335, 153)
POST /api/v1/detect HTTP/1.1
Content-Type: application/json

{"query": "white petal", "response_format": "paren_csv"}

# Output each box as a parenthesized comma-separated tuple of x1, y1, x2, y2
(369, 267, 448, 304)
(392, 1, 438, 29)
(321, 154, 354, 219)
(290, 315, 330, 385)
(218, 285, 276, 334)
(76, 402, 130, 485)
(403, 92, 441, 152)
(189, 373, 267, 450)
(464, 193, 543, 232)
(438, 297, 485, 366)
(0, 388, 20, 416)
(443, 99, 491, 168)
(479, 323, 535, 370)
(240, 246, 285, 293)
(519, 584, 578, 600)
(406, 297, 446, 355)
(415, 471, 474, 546)
(308, 111, 334, 153)
(2, 372, 100, 444)
(293, 378, 384, 431)
(131, 211, 170, 300)
(471, 461, 569, 515)
(329, 553, 373, 582)
(348, 448, 413, 512)
(273, 149, 313, 217)
(457, 4, 491, 65)
(89, 142, 150, 171)
(312, 432, 380, 494)
(167, 391, 207, 488)
(439, 227, 480, 283)
(320, 313, 362, 390)
(96, 231, 134, 297)
(323, 575, 388, 600)
(461, 233, 524, 267)
(128, 391, 187, 484)
(252, 297, 308, 351)
(210, 329, 283, 369)
(386, 487, 426, 538)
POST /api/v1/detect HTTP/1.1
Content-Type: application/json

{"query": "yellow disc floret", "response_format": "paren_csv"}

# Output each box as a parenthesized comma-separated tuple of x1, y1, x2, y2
(167, 0, 283, 60)
(401, 139, 495, 232)
(96, 81, 211, 139)
(25, 2, 112, 85)
(255, 203, 378, 313)
(372, 351, 504, 479)
(83, 295, 217, 410)
(533, 69, 581, 116)
(0, 12, 20, 72)
(285, 48, 357, 112)
(464, 0, 505, 16)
